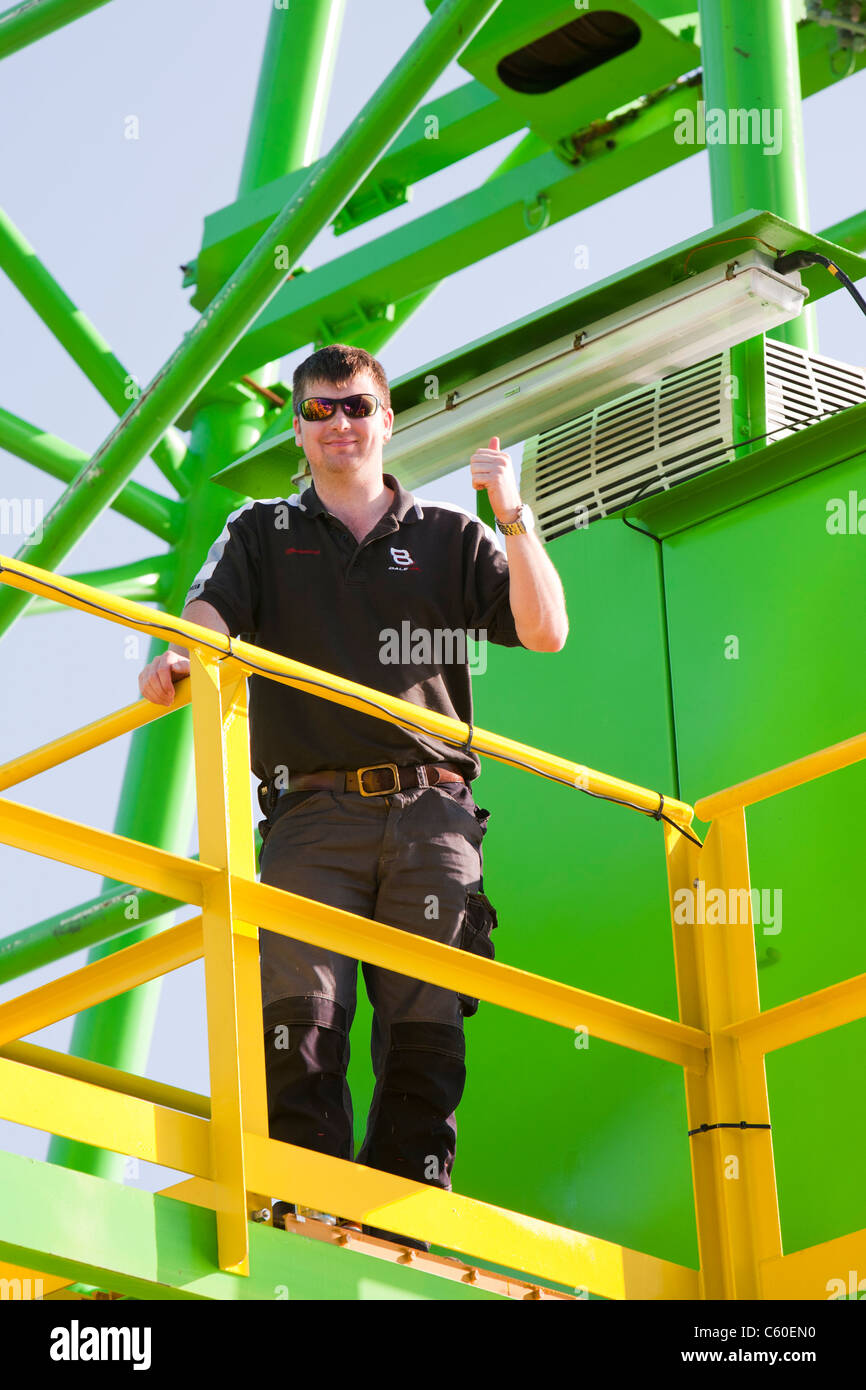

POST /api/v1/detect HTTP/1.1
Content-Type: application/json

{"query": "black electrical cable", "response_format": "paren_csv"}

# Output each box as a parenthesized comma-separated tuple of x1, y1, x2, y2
(774, 248, 866, 318)
(0, 560, 700, 842)
(688, 1121, 772, 1137)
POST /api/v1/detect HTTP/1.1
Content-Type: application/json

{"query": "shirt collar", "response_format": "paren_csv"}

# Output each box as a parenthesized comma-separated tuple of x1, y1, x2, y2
(299, 472, 422, 524)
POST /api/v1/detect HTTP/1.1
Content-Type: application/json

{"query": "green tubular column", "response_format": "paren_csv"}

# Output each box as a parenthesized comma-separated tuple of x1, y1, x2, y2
(238, 0, 346, 193)
(237, 0, 345, 396)
(47, 404, 259, 1177)
(47, 0, 351, 1177)
(697, 0, 816, 430)
(697, 0, 812, 457)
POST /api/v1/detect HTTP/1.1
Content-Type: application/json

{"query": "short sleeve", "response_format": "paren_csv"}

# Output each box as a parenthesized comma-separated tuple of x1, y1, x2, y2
(183, 503, 260, 639)
(463, 519, 525, 648)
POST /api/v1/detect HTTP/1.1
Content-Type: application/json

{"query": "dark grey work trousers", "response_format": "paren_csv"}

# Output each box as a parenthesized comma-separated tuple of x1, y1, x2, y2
(256, 780, 496, 1245)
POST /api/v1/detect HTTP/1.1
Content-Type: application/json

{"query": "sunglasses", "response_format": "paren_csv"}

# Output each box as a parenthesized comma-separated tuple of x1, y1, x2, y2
(297, 393, 382, 422)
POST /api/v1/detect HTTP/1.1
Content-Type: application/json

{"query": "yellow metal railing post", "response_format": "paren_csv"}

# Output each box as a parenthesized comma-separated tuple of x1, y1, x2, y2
(665, 812, 783, 1299)
(189, 649, 258, 1275)
(217, 665, 273, 1223)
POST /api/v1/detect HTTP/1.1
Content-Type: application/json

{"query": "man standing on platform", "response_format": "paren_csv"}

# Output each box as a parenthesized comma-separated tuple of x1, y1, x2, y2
(139, 343, 568, 1250)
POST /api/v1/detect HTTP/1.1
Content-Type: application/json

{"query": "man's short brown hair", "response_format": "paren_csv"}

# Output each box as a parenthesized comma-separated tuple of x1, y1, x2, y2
(293, 344, 391, 413)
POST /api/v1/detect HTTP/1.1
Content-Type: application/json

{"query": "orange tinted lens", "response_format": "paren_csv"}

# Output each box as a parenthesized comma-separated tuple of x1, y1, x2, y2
(300, 397, 336, 421)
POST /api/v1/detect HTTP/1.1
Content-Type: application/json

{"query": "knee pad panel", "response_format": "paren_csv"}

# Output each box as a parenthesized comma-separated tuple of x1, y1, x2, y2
(381, 1020, 466, 1113)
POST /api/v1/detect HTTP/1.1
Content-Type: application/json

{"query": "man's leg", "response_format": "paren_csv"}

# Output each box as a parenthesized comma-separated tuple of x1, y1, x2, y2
(357, 783, 491, 1249)
(258, 790, 382, 1165)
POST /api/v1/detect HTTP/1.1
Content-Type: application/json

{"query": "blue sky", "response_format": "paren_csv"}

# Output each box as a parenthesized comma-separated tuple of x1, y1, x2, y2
(0, 0, 863, 1187)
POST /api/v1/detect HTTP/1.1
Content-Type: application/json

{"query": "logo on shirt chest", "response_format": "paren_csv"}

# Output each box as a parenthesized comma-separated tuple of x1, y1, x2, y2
(388, 546, 419, 571)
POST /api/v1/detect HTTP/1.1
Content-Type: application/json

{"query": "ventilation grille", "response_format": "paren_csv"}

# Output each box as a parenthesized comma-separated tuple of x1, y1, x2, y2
(522, 353, 733, 543)
(765, 338, 866, 439)
(521, 342, 866, 544)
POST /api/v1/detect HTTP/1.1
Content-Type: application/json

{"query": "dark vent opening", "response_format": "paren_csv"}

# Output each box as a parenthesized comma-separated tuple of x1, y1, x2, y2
(496, 12, 640, 95)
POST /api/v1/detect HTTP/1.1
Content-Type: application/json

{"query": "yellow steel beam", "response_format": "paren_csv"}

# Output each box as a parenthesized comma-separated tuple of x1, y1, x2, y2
(0, 1039, 210, 1117)
(0, 684, 190, 793)
(157, 1178, 576, 1300)
(0, 918, 202, 1047)
(0, 1053, 210, 1176)
(0, 553, 694, 832)
(190, 652, 255, 1276)
(0, 791, 708, 1069)
(231, 874, 708, 1071)
(719, 971, 866, 1057)
(665, 814, 783, 1300)
(695, 730, 866, 821)
(0, 794, 214, 903)
(241, 1132, 700, 1299)
(761, 1228, 866, 1300)
(0, 1261, 73, 1298)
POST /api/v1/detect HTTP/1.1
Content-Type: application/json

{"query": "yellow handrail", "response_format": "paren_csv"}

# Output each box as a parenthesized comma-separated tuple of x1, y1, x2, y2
(695, 728, 866, 820)
(0, 552, 695, 832)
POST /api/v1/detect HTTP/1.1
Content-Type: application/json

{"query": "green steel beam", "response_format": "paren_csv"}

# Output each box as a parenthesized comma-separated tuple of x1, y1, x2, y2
(0, 206, 188, 494)
(201, 70, 859, 388)
(187, 13, 864, 399)
(0, 882, 174, 985)
(205, 118, 694, 387)
(0, 0, 503, 642)
(0, 1147, 498, 1299)
(697, 0, 815, 354)
(237, 0, 345, 193)
(21, 555, 173, 615)
(0, 0, 110, 60)
(820, 209, 866, 255)
(189, 79, 526, 307)
(0, 832, 264, 984)
(0, 405, 178, 541)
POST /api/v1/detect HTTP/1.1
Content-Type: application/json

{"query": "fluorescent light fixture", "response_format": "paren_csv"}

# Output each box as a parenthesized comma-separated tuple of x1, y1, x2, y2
(385, 251, 807, 490)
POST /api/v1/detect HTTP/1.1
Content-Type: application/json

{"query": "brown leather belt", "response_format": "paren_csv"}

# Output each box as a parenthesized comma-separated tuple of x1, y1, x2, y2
(275, 760, 466, 800)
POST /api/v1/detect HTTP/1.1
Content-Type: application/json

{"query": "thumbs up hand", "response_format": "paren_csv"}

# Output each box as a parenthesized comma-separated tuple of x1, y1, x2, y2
(469, 436, 522, 525)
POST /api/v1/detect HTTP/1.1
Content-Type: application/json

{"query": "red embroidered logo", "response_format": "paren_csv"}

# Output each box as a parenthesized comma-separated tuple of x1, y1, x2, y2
(285, 548, 321, 554)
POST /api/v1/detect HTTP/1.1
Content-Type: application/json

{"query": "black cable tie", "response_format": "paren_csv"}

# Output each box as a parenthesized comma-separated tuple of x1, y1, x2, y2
(653, 792, 664, 821)
(462, 719, 474, 753)
(688, 1121, 772, 1137)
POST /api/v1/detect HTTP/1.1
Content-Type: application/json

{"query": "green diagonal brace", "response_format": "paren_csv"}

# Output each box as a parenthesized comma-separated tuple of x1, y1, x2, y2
(0, 0, 111, 60)
(0, 404, 178, 541)
(0, 205, 188, 491)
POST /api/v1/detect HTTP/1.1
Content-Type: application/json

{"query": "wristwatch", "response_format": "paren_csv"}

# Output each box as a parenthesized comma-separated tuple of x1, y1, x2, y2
(495, 501, 535, 536)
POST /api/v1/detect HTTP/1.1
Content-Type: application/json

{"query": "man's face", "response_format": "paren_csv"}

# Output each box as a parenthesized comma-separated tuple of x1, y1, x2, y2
(293, 372, 394, 479)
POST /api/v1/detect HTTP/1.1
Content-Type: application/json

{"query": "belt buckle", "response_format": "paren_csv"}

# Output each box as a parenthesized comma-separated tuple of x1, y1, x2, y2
(357, 762, 400, 796)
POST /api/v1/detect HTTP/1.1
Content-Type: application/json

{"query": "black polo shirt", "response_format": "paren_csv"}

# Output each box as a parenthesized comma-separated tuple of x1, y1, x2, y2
(183, 471, 525, 785)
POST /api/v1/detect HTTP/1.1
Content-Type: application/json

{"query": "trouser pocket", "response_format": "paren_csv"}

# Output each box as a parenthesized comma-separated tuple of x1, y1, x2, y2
(456, 889, 498, 1017)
